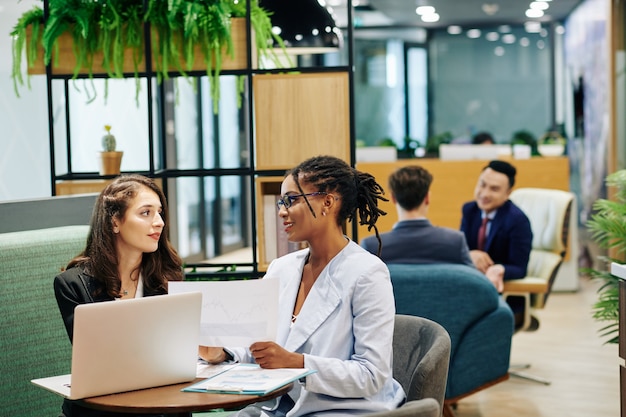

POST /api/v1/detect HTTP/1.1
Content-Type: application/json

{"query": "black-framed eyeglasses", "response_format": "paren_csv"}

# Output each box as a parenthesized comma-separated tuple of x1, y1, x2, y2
(276, 192, 327, 210)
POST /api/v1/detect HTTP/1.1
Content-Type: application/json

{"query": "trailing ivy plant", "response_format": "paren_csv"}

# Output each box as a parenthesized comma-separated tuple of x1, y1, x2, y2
(10, 6, 44, 96)
(585, 169, 626, 344)
(11, 0, 282, 108)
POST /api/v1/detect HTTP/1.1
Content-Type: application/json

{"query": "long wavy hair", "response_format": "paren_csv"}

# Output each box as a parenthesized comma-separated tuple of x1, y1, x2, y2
(68, 174, 183, 298)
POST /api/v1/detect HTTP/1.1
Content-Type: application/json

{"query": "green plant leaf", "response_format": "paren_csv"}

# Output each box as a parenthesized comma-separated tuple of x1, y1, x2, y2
(586, 169, 626, 344)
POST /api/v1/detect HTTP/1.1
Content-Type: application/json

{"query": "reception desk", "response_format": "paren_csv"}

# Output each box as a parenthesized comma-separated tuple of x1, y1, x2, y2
(356, 157, 570, 239)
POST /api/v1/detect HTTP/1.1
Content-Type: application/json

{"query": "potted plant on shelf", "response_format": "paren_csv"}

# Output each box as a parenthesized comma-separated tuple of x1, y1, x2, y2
(100, 125, 123, 176)
(11, 0, 281, 107)
(425, 131, 453, 158)
(585, 169, 626, 344)
(537, 130, 566, 157)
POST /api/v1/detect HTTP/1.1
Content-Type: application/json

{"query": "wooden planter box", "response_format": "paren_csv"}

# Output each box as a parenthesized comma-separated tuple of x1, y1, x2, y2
(27, 18, 254, 76)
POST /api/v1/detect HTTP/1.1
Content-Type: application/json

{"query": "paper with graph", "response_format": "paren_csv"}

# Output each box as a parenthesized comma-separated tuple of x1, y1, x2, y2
(169, 279, 279, 347)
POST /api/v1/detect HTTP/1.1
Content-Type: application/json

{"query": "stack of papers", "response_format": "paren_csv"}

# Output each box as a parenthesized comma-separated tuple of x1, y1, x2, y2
(185, 363, 316, 395)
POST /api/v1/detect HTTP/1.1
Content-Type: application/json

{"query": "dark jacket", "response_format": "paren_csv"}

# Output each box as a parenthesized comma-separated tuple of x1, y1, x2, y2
(361, 219, 474, 267)
(460, 200, 533, 280)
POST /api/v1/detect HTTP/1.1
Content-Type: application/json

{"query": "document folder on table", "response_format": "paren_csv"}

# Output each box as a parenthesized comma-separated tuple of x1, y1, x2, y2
(183, 363, 316, 395)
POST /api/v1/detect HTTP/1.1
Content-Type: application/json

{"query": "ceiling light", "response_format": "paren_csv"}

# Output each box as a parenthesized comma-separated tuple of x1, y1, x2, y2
(520, 37, 530, 47)
(498, 25, 511, 33)
(486, 32, 500, 41)
(447, 25, 463, 35)
(524, 21, 542, 33)
(530, 1, 550, 10)
(494, 46, 505, 56)
(525, 8, 544, 18)
(260, 0, 343, 54)
(421, 12, 440, 23)
(467, 29, 481, 39)
(416, 6, 436, 15)
(481, 3, 499, 16)
(502, 34, 516, 44)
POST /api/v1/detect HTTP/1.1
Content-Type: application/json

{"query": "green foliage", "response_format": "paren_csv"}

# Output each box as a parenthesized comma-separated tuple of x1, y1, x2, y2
(11, 0, 280, 109)
(10, 6, 44, 96)
(425, 131, 453, 155)
(586, 169, 626, 344)
(376, 137, 397, 147)
(510, 130, 538, 155)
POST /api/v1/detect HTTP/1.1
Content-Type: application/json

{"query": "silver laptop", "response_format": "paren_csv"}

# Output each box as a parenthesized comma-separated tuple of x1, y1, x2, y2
(32, 292, 202, 400)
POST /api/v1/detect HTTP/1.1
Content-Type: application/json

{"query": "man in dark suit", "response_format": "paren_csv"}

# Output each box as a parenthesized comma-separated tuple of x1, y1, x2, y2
(461, 160, 533, 292)
(361, 165, 474, 267)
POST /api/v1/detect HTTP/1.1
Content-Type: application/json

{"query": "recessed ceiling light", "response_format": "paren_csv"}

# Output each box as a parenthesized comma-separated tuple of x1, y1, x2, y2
(502, 34, 516, 44)
(486, 32, 500, 41)
(481, 3, 499, 16)
(416, 6, 436, 15)
(530, 1, 550, 10)
(421, 12, 440, 23)
(498, 25, 511, 33)
(520, 37, 530, 47)
(494, 46, 505, 56)
(447, 25, 463, 35)
(467, 29, 482, 39)
(524, 21, 542, 33)
(526, 8, 544, 18)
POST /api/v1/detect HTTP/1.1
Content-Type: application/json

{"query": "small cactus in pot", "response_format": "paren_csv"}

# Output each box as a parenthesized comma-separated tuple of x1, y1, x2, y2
(102, 125, 117, 151)
(99, 124, 123, 176)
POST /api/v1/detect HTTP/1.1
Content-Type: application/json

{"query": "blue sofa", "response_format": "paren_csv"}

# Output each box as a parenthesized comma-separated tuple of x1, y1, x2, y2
(387, 263, 514, 408)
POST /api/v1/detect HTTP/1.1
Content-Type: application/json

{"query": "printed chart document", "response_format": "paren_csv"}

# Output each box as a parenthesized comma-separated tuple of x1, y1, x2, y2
(169, 279, 279, 346)
(184, 363, 316, 395)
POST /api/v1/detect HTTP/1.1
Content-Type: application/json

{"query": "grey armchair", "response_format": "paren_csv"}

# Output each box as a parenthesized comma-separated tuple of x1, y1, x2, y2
(365, 398, 440, 417)
(365, 314, 451, 417)
(387, 263, 514, 416)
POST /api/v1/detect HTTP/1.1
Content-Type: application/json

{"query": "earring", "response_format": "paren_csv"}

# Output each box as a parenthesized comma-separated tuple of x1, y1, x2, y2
(322, 211, 326, 216)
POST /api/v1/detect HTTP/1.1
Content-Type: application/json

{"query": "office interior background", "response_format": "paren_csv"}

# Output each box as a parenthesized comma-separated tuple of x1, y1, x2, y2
(0, 0, 619, 266)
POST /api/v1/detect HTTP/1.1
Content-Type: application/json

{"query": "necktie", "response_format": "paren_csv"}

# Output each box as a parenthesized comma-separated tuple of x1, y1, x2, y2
(477, 217, 489, 251)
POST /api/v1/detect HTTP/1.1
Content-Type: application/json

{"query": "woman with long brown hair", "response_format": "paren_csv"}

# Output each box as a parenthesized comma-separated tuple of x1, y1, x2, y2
(54, 174, 183, 417)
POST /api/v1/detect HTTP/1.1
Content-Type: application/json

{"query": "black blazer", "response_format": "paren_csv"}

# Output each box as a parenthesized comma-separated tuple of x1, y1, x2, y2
(460, 200, 533, 280)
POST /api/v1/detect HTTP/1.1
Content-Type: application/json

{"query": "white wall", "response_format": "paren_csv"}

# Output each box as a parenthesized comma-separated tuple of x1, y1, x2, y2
(0, 1, 51, 201)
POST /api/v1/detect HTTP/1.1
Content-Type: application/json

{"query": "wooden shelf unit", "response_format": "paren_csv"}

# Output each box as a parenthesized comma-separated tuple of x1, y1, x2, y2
(37, 1, 355, 273)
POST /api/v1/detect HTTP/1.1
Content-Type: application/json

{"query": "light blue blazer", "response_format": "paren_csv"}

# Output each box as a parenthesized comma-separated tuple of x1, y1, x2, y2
(230, 240, 405, 416)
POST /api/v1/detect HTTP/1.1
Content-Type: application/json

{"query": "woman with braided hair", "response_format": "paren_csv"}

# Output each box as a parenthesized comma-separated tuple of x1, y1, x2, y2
(200, 155, 405, 416)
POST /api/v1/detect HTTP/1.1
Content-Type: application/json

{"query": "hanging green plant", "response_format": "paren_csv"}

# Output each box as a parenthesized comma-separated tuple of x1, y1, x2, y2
(585, 169, 626, 344)
(11, 0, 284, 109)
(10, 6, 44, 96)
(97, 0, 144, 78)
(145, 0, 233, 109)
